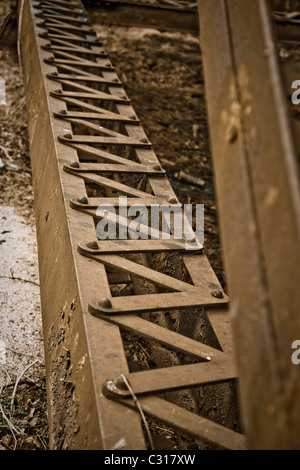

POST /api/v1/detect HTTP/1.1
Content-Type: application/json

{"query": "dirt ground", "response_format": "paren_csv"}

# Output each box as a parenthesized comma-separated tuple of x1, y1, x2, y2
(0, 3, 48, 450)
(0, 67, 49, 448)
(0, 2, 225, 451)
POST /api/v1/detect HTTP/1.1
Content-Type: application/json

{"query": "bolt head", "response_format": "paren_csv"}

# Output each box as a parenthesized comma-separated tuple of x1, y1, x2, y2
(211, 289, 224, 299)
(60, 109, 67, 115)
(112, 78, 118, 83)
(129, 115, 136, 120)
(52, 72, 58, 77)
(98, 298, 112, 309)
(152, 164, 161, 171)
(70, 161, 80, 168)
(77, 196, 88, 204)
(86, 240, 99, 250)
(55, 89, 62, 94)
(64, 133, 72, 139)
(140, 137, 148, 143)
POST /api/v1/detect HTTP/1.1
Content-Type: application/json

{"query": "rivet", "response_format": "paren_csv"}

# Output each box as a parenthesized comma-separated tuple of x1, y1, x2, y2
(98, 298, 112, 309)
(105, 63, 111, 67)
(60, 109, 67, 115)
(70, 161, 80, 168)
(211, 289, 224, 299)
(115, 377, 127, 390)
(86, 240, 99, 250)
(129, 115, 136, 120)
(119, 94, 126, 99)
(112, 78, 118, 82)
(64, 133, 72, 139)
(227, 124, 239, 144)
(55, 89, 62, 94)
(168, 197, 177, 204)
(77, 196, 88, 204)
(52, 72, 58, 77)
(140, 137, 148, 143)
(152, 164, 161, 171)
(186, 236, 196, 243)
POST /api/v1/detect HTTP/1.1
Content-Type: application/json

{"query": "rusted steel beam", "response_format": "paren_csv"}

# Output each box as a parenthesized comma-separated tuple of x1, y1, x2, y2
(84, 2, 198, 35)
(272, 0, 300, 10)
(21, 0, 243, 450)
(21, 0, 146, 450)
(84, 0, 197, 12)
(198, 0, 300, 449)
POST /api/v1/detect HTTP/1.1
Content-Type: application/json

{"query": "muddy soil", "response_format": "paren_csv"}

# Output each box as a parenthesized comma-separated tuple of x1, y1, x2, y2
(0, 2, 48, 450)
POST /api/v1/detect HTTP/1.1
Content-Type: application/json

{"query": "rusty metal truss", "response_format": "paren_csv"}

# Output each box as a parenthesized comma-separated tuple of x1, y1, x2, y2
(83, 0, 197, 13)
(198, 0, 300, 450)
(20, 0, 244, 450)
